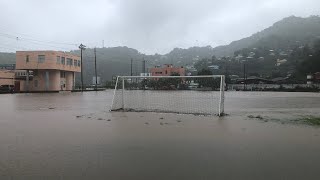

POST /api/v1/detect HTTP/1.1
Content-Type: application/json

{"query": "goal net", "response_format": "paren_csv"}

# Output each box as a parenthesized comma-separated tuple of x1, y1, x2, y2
(110, 75, 225, 116)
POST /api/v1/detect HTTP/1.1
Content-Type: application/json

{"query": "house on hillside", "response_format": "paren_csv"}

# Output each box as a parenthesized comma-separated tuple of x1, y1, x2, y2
(276, 59, 287, 66)
(208, 65, 219, 70)
(313, 72, 320, 83)
(0, 64, 15, 70)
(150, 64, 185, 76)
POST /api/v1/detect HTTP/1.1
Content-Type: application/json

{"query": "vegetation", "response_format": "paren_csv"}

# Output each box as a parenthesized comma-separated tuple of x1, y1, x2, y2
(144, 72, 182, 90)
(304, 117, 320, 125)
(1, 16, 320, 85)
(297, 116, 320, 126)
(197, 69, 220, 90)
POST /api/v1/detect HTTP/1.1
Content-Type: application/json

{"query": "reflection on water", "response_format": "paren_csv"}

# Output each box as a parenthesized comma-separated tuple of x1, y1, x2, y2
(0, 91, 320, 179)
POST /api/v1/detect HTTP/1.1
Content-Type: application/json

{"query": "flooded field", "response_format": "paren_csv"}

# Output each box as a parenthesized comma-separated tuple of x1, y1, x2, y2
(0, 91, 320, 179)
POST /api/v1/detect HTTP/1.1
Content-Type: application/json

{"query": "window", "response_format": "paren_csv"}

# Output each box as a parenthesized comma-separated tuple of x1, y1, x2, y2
(165, 70, 168, 74)
(78, 60, 81, 67)
(34, 80, 38, 88)
(26, 55, 29, 63)
(61, 57, 65, 65)
(66, 58, 72, 66)
(155, 72, 162, 74)
(60, 71, 66, 78)
(33, 70, 38, 76)
(74, 60, 77, 66)
(38, 55, 45, 63)
(56, 56, 60, 64)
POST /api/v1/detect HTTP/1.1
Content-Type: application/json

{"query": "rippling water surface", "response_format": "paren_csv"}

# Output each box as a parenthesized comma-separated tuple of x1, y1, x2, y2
(0, 91, 320, 180)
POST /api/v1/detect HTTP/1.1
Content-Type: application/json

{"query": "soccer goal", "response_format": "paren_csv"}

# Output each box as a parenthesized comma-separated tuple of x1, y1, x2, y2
(110, 75, 225, 116)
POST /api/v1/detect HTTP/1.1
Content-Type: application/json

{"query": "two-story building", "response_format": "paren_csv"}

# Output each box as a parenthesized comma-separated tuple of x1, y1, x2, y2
(16, 51, 81, 92)
(150, 64, 185, 76)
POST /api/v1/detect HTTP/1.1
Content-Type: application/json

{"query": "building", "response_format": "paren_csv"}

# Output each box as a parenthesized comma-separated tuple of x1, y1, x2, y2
(314, 72, 320, 83)
(0, 65, 16, 88)
(150, 64, 185, 76)
(140, 73, 152, 77)
(208, 65, 219, 70)
(276, 59, 287, 66)
(308, 72, 320, 84)
(16, 51, 81, 92)
(0, 63, 33, 93)
(0, 70, 15, 87)
(92, 76, 101, 85)
(0, 64, 15, 70)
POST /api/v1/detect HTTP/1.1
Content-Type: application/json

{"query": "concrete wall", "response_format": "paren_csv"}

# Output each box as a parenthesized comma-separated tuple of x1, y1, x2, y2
(49, 70, 60, 91)
(20, 70, 64, 92)
(65, 71, 74, 91)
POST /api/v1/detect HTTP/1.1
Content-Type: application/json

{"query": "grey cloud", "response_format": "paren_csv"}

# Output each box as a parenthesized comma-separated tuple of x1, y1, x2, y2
(0, 0, 319, 54)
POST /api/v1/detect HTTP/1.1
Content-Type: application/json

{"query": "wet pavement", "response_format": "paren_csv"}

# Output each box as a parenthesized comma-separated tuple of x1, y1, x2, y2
(0, 91, 320, 179)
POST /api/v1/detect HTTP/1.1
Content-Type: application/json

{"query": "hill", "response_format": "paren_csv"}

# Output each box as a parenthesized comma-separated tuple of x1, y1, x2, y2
(1, 15, 320, 84)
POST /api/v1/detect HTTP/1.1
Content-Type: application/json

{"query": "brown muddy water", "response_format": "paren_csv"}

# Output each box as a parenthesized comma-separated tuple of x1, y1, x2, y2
(0, 91, 320, 180)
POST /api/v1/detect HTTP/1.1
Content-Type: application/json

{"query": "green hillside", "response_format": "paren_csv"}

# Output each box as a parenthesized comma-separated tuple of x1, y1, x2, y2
(1, 15, 320, 85)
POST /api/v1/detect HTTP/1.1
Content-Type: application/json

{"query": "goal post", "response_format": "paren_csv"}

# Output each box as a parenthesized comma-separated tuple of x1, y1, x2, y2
(111, 75, 225, 116)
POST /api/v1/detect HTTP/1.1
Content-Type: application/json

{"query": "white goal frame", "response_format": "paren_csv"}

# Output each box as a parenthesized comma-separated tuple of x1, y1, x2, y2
(110, 75, 225, 116)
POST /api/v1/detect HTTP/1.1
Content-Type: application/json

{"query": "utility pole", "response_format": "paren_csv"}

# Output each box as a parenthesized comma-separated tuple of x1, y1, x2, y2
(79, 44, 86, 92)
(243, 63, 246, 91)
(130, 58, 133, 76)
(142, 57, 146, 75)
(142, 57, 146, 90)
(94, 47, 98, 91)
(225, 60, 228, 91)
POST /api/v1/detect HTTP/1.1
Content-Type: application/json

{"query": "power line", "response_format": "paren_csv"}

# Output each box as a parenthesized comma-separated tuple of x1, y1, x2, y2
(0, 31, 77, 46)
(0, 37, 74, 51)
(0, 27, 104, 50)
(0, 32, 77, 51)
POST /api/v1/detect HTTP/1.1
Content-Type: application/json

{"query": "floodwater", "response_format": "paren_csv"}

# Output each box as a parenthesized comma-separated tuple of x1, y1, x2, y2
(0, 91, 320, 179)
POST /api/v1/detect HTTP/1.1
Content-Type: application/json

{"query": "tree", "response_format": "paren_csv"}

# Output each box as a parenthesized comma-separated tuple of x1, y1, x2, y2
(197, 68, 219, 90)
(211, 55, 217, 64)
(168, 72, 181, 88)
(298, 39, 320, 75)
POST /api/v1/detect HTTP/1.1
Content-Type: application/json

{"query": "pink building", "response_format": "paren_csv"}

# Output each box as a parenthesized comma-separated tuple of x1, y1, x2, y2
(0, 70, 15, 87)
(150, 64, 185, 76)
(16, 51, 81, 92)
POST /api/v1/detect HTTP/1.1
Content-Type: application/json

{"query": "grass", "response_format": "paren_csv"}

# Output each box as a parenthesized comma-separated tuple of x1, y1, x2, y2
(247, 114, 320, 126)
(247, 115, 264, 119)
(301, 116, 320, 126)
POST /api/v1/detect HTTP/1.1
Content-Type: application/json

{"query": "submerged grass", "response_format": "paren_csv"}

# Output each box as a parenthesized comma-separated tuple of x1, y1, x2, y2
(300, 116, 320, 126)
(247, 114, 320, 126)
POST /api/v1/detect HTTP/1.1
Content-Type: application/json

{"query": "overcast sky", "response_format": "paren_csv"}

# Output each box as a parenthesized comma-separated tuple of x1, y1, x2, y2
(0, 0, 319, 54)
